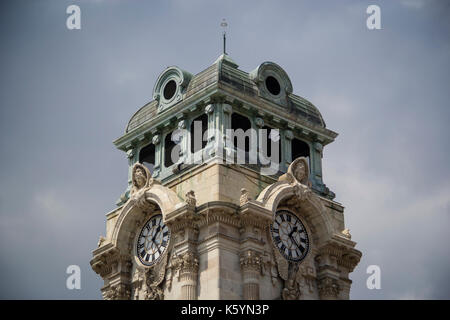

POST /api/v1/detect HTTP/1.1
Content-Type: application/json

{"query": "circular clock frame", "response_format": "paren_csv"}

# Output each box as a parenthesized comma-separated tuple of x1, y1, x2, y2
(270, 209, 310, 263)
(136, 214, 171, 267)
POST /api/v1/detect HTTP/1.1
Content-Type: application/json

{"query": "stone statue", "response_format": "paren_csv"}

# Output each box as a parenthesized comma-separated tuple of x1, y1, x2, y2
(131, 163, 152, 196)
(288, 157, 309, 185)
(282, 279, 301, 300)
(185, 190, 197, 208)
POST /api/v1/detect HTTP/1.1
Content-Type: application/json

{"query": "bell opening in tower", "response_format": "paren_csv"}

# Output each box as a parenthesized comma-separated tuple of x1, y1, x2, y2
(139, 143, 155, 174)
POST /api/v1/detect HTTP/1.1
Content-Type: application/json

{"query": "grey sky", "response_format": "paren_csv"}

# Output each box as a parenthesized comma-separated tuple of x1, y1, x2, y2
(0, 0, 449, 299)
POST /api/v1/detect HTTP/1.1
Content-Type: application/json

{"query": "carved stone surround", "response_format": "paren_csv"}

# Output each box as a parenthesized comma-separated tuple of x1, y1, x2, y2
(91, 158, 361, 300)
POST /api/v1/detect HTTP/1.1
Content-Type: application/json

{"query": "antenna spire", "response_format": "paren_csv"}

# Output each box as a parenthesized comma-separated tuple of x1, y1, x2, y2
(220, 18, 228, 55)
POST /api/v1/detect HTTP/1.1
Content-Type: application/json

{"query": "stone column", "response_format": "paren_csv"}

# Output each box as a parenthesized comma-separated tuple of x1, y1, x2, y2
(240, 250, 261, 300)
(284, 129, 294, 165)
(177, 251, 199, 300)
(205, 104, 216, 158)
(222, 103, 234, 163)
(151, 133, 162, 178)
(311, 141, 323, 188)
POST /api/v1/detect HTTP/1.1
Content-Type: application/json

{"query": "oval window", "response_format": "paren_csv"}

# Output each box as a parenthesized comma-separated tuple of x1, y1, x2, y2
(265, 76, 281, 96)
(163, 80, 177, 100)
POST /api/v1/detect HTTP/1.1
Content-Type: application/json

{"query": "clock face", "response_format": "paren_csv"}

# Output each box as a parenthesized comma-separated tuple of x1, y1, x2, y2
(137, 214, 170, 266)
(270, 210, 309, 262)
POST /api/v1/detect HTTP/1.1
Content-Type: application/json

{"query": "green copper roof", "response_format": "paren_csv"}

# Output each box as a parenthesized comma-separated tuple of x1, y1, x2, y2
(125, 55, 326, 133)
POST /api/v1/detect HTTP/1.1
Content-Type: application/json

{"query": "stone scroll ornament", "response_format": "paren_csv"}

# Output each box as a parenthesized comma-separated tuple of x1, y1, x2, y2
(271, 157, 313, 299)
(143, 252, 169, 300)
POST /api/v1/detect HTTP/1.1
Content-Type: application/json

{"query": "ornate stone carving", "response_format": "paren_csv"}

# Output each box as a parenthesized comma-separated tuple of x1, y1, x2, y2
(178, 119, 187, 130)
(271, 236, 288, 281)
(282, 279, 301, 300)
(317, 276, 341, 299)
(255, 117, 264, 128)
(291, 157, 308, 185)
(240, 188, 251, 206)
(240, 250, 262, 300)
(143, 253, 169, 300)
(240, 250, 262, 273)
(205, 104, 215, 114)
(152, 134, 160, 145)
(130, 163, 152, 196)
(126, 149, 135, 159)
(97, 236, 106, 248)
(173, 251, 199, 276)
(104, 283, 131, 300)
(185, 190, 197, 209)
(341, 229, 352, 239)
(171, 251, 199, 299)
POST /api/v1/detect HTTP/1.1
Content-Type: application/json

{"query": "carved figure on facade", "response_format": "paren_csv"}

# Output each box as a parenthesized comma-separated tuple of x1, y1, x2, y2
(282, 278, 301, 300)
(185, 190, 197, 209)
(129, 162, 162, 212)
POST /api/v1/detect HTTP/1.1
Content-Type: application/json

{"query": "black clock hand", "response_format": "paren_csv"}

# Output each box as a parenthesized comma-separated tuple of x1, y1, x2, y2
(288, 226, 297, 238)
(288, 226, 300, 247)
(290, 234, 300, 248)
(151, 226, 161, 242)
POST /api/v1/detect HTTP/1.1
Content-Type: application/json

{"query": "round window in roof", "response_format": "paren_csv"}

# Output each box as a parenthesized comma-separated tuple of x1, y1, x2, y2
(163, 80, 177, 100)
(265, 76, 281, 96)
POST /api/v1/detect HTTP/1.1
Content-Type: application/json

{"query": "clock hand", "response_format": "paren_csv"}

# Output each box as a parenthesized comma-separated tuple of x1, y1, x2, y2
(151, 226, 161, 242)
(290, 234, 300, 248)
(288, 226, 297, 238)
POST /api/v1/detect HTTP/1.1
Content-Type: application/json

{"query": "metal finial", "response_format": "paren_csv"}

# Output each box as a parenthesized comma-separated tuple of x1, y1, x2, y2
(220, 18, 228, 54)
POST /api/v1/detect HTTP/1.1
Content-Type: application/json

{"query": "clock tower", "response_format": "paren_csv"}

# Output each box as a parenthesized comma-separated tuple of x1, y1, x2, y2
(90, 53, 362, 300)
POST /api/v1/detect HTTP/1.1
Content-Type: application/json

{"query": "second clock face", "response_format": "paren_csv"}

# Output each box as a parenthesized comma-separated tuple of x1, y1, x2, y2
(271, 210, 309, 262)
(137, 214, 170, 266)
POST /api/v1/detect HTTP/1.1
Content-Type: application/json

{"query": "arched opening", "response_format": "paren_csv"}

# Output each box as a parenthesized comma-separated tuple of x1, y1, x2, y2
(139, 143, 155, 173)
(292, 138, 310, 169)
(231, 113, 252, 153)
(190, 113, 208, 153)
(164, 131, 178, 167)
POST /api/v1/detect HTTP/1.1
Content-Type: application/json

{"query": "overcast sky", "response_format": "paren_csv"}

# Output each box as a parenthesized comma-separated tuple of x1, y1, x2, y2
(0, 0, 449, 299)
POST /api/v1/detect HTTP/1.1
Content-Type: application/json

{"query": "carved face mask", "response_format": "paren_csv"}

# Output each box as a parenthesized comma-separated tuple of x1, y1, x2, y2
(135, 168, 146, 188)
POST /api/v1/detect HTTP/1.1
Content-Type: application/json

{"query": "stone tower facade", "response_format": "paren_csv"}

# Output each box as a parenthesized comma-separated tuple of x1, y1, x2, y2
(90, 54, 361, 300)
